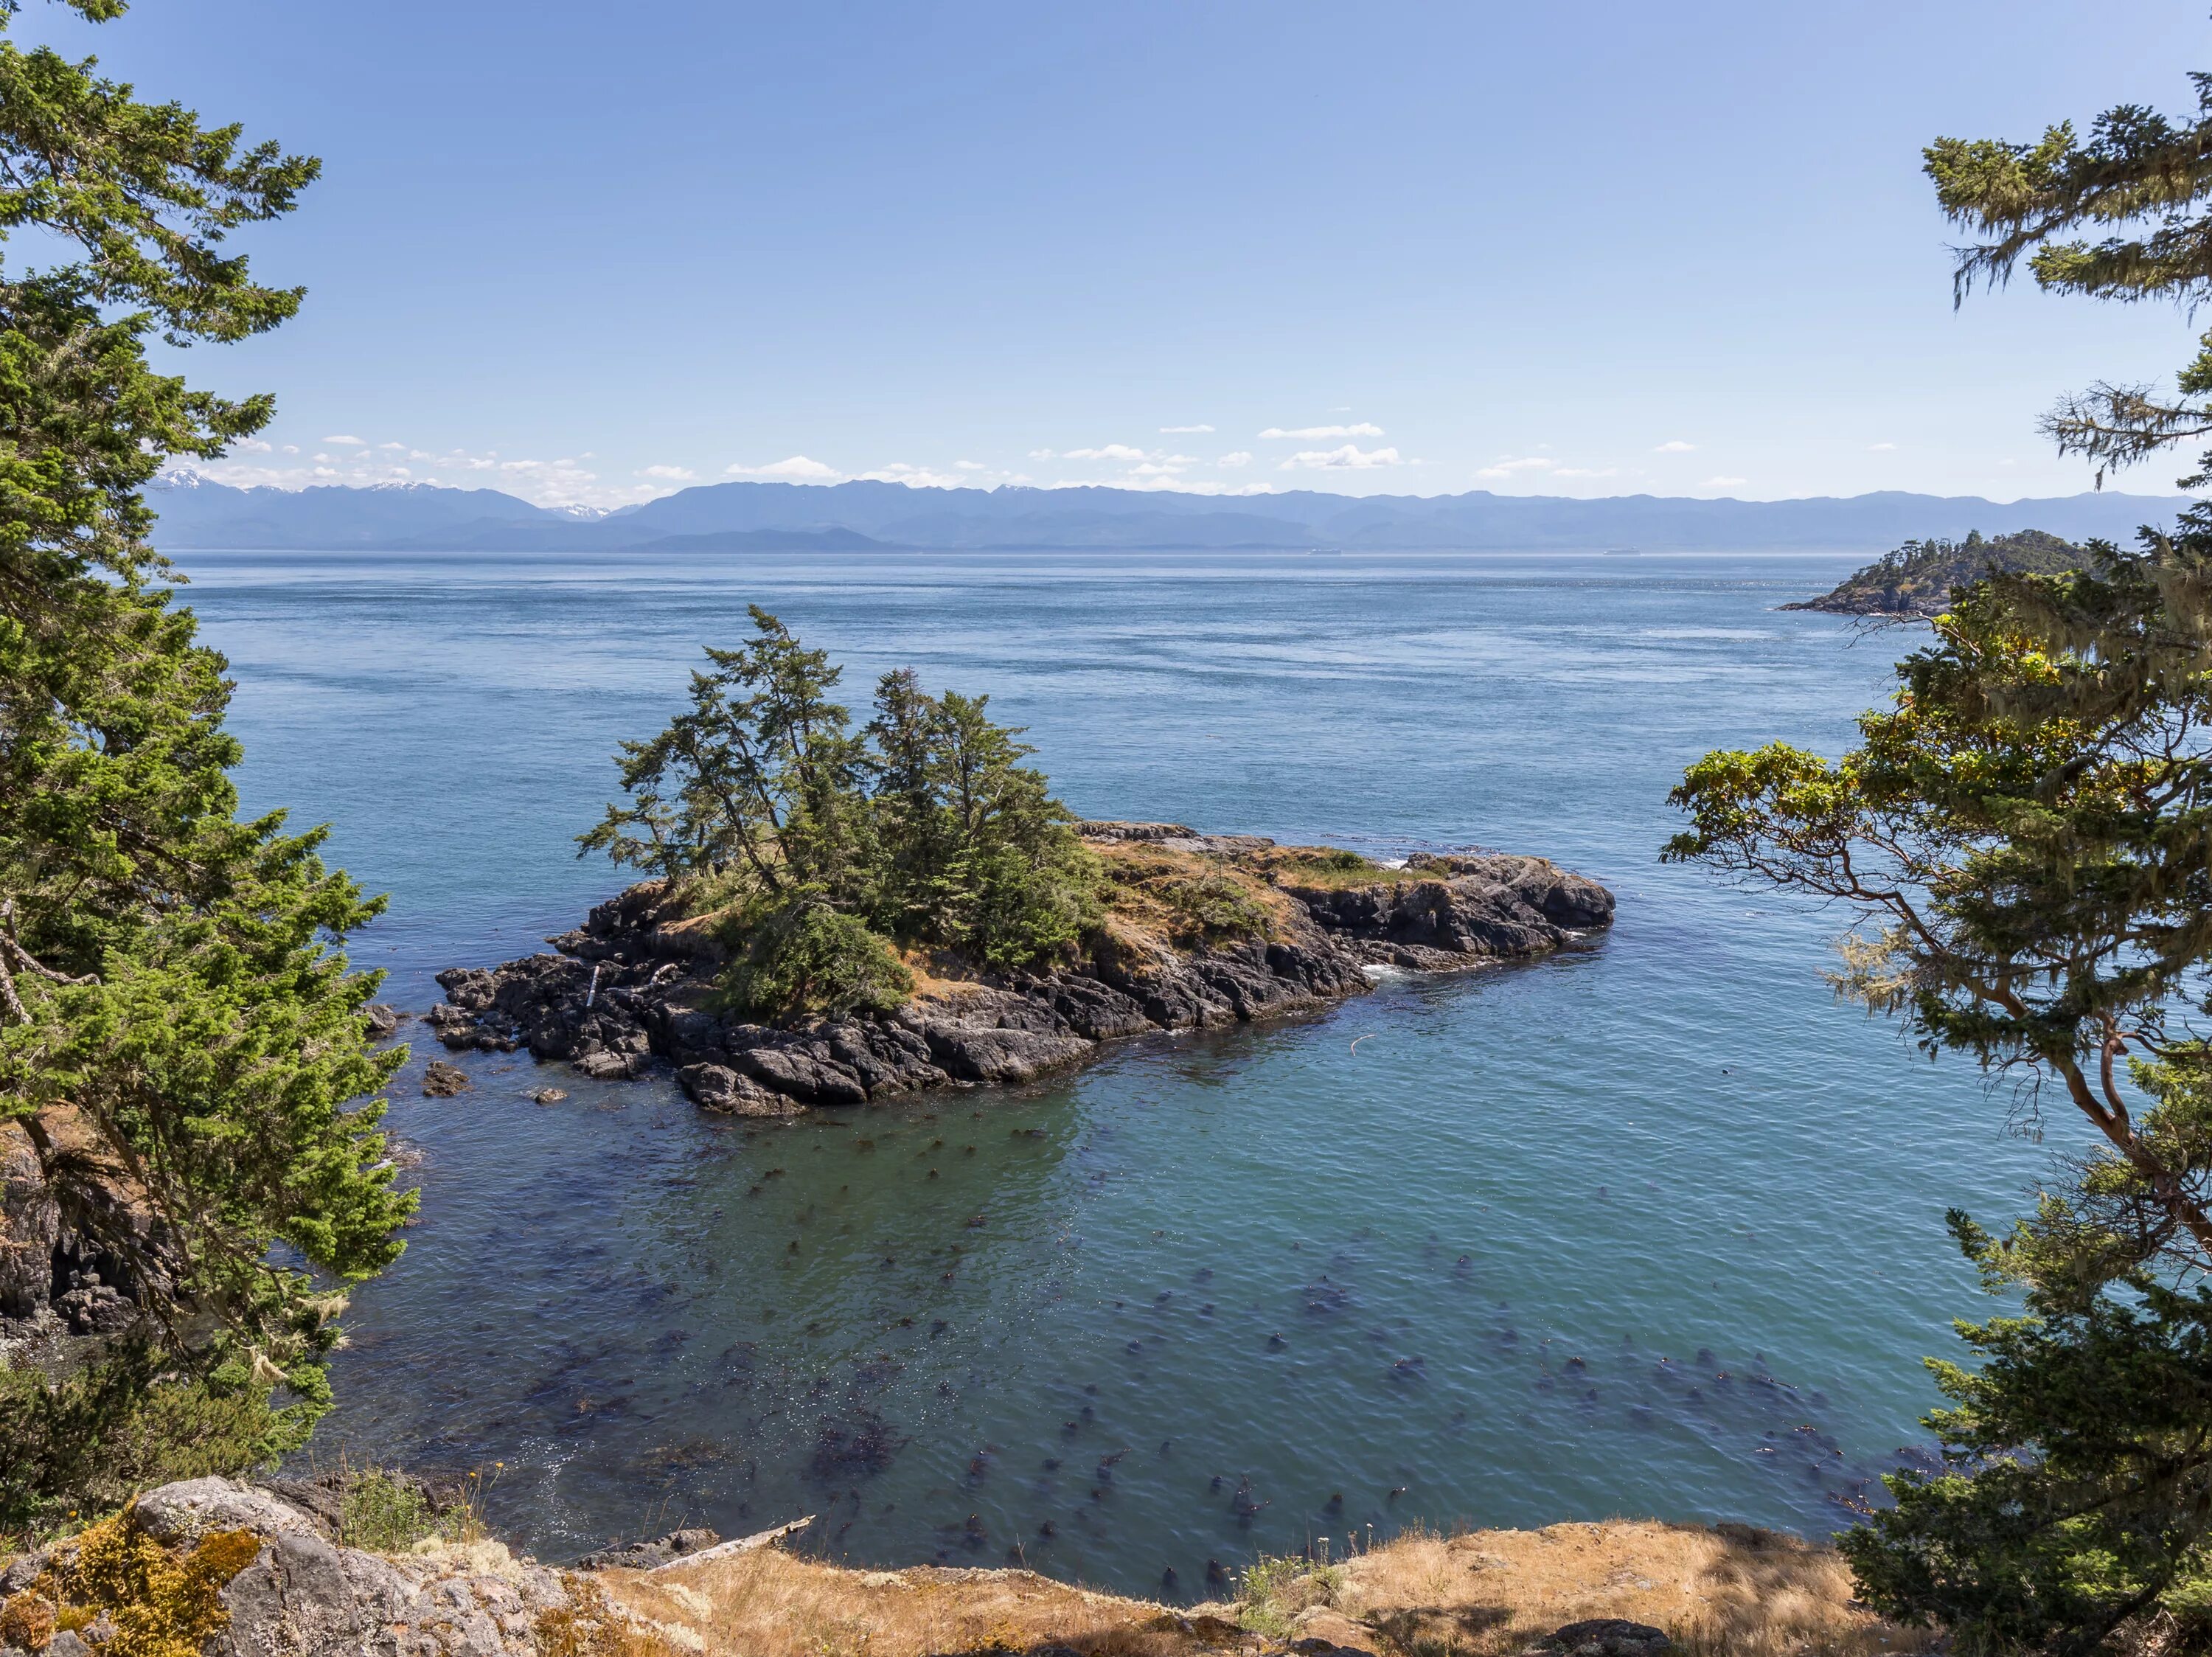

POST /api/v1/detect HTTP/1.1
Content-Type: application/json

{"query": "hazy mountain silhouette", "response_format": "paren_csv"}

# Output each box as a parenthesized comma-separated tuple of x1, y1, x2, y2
(145, 474, 2202, 555)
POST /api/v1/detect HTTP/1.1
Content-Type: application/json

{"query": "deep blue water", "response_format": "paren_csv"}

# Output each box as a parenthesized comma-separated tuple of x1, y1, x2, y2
(184, 546, 2054, 1591)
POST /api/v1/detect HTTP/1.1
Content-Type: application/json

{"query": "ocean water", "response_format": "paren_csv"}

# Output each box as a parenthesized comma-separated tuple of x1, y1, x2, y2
(184, 546, 2055, 1592)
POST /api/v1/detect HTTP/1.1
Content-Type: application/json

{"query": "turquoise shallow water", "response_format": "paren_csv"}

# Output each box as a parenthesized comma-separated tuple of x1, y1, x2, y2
(185, 547, 2053, 1590)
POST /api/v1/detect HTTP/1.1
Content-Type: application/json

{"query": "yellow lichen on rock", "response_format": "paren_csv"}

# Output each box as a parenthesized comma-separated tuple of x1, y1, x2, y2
(21, 1508, 261, 1657)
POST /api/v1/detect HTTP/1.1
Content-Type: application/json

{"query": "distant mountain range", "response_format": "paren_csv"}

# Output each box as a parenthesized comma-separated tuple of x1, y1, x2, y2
(144, 473, 2204, 555)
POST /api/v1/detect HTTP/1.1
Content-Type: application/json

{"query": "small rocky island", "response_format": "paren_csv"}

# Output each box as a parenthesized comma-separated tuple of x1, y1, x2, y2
(428, 614, 1613, 1115)
(431, 821, 1613, 1116)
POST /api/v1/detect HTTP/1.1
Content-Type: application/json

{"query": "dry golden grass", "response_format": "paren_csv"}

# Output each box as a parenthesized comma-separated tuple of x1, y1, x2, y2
(599, 1549, 1197, 1657)
(1315, 1521, 1935, 1657)
(591, 1520, 1935, 1657)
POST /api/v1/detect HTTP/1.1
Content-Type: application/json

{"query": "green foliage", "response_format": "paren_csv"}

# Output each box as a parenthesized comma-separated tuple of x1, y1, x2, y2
(336, 1468, 448, 1554)
(1669, 510, 2212, 1648)
(584, 613, 1099, 995)
(1840, 1049, 2212, 1650)
(1791, 528, 2087, 618)
(577, 605, 871, 893)
(0, 1347, 305, 1540)
(1688, 67, 2212, 1638)
(1235, 1554, 1344, 1639)
(720, 900, 914, 1024)
(1927, 67, 2212, 484)
(0, 0, 410, 1511)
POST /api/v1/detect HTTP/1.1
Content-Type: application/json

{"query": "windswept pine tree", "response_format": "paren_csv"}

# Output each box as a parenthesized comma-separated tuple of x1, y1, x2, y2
(0, 0, 412, 1529)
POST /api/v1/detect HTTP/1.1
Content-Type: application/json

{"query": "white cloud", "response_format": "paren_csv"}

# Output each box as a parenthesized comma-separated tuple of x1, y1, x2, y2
(1260, 423, 1385, 440)
(321, 434, 367, 446)
(1063, 443, 1150, 462)
(1474, 456, 1556, 479)
(1653, 440, 1695, 454)
(1702, 475, 1748, 488)
(1159, 423, 1215, 434)
(725, 455, 839, 481)
(1868, 442, 1897, 451)
(233, 438, 271, 454)
(180, 441, 661, 509)
(1217, 451, 1254, 468)
(955, 460, 988, 471)
(856, 462, 966, 488)
(1281, 444, 1403, 471)
(639, 464, 698, 481)
(1028, 448, 1057, 460)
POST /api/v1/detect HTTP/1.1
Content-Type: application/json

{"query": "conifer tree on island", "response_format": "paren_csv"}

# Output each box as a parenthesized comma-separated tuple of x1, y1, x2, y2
(0, 0, 411, 1528)
(580, 606, 1102, 1022)
(1669, 49, 2212, 1656)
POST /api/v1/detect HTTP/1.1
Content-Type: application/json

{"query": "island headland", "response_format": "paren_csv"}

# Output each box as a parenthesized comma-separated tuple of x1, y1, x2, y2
(1782, 527, 2084, 617)
(428, 821, 1614, 1115)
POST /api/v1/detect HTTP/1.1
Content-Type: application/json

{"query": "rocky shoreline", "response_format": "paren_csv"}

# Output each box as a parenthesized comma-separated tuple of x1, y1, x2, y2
(428, 824, 1615, 1116)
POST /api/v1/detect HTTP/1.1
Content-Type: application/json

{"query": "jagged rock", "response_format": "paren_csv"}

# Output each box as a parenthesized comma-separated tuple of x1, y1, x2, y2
(364, 1004, 403, 1038)
(918, 1021, 1093, 1085)
(571, 1526, 720, 1571)
(1404, 852, 1616, 930)
(256, 1477, 347, 1537)
(422, 1061, 471, 1097)
(678, 1063, 803, 1116)
(1525, 1620, 1674, 1656)
(731, 1045, 872, 1105)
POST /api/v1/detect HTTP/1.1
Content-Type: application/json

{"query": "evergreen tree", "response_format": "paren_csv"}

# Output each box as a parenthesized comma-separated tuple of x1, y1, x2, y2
(585, 612, 1099, 996)
(1663, 50, 2212, 1649)
(1670, 520, 2212, 1649)
(1, 0, 411, 1526)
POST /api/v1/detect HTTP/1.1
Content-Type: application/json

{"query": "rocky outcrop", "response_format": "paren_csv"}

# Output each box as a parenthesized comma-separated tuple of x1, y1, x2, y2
(0, 1106, 173, 1358)
(0, 1477, 608, 1657)
(429, 827, 1615, 1116)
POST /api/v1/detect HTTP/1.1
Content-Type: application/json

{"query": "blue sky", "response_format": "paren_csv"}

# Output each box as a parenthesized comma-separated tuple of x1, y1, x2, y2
(22, 1, 2212, 507)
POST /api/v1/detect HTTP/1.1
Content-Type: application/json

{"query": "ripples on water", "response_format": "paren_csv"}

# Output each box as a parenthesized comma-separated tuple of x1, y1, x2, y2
(189, 547, 2046, 1590)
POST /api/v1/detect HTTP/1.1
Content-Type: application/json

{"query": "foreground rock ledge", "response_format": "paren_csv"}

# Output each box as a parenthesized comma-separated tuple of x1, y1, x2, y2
(0, 1480, 1929, 1657)
(429, 824, 1615, 1116)
(0, 1478, 601, 1657)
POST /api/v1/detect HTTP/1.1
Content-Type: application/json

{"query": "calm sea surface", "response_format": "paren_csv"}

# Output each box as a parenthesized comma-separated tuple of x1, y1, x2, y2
(183, 546, 2056, 1591)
